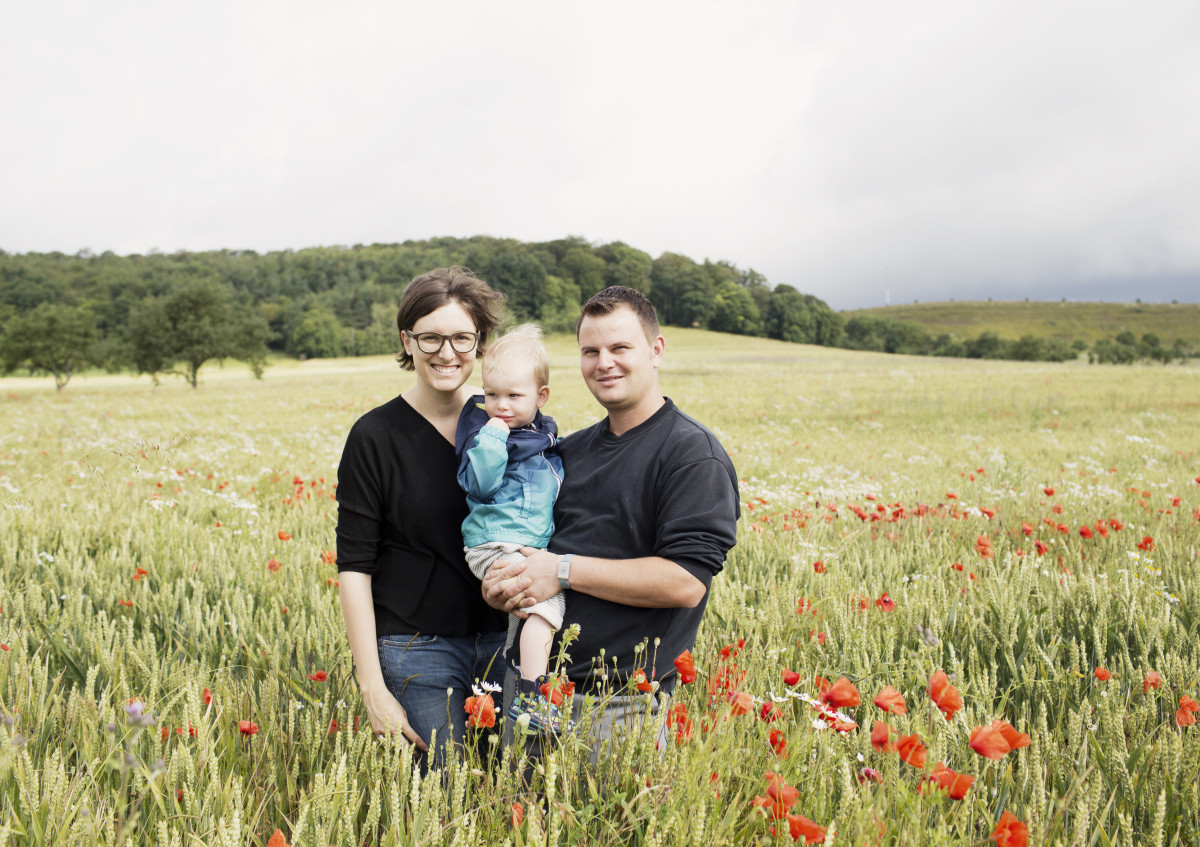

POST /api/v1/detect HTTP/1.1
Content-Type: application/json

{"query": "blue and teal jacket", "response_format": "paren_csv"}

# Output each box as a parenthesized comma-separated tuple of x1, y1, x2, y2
(455, 396, 564, 548)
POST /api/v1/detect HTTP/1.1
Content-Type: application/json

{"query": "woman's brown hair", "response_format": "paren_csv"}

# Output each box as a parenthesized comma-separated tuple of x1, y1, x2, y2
(395, 266, 506, 371)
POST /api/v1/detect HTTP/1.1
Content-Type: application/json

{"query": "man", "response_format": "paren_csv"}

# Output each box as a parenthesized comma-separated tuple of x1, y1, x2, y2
(482, 285, 739, 746)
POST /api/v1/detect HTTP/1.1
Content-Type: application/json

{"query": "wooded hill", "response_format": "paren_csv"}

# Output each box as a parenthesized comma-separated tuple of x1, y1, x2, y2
(2, 236, 1194, 390)
(0, 236, 839, 388)
(843, 300, 1200, 347)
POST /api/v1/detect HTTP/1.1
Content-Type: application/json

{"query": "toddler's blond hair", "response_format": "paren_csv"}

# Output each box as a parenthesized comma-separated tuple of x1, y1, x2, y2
(482, 323, 549, 387)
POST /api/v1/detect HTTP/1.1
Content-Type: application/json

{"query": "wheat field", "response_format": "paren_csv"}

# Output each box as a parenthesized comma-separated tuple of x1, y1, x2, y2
(1, 332, 1197, 846)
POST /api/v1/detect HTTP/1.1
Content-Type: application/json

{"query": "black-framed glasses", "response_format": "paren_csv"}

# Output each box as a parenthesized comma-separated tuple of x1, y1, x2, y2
(408, 330, 479, 355)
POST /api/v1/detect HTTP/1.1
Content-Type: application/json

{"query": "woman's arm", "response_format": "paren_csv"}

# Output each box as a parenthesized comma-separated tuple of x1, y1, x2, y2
(338, 572, 428, 750)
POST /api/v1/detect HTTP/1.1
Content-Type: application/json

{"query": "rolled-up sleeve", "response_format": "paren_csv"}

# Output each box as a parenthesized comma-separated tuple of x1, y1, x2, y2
(654, 456, 740, 584)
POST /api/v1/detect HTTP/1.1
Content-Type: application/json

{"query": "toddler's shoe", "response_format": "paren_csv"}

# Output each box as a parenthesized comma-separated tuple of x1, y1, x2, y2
(508, 675, 571, 734)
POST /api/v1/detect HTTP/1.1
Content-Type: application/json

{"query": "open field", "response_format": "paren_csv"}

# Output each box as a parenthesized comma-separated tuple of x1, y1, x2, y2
(2, 330, 1198, 845)
(843, 301, 1200, 346)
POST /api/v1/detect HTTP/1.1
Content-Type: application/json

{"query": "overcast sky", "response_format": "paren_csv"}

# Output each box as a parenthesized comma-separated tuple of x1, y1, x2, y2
(3, 1, 1198, 309)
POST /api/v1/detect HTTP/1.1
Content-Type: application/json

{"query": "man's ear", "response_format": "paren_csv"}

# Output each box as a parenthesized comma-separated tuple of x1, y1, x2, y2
(651, 335, 666, 366)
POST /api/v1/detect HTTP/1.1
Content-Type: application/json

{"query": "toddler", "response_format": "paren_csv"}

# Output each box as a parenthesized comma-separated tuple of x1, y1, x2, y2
(455, 324, 567, 731)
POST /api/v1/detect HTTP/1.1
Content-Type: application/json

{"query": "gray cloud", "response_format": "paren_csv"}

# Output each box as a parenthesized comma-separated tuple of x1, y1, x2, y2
(2, 1, 1197, 310)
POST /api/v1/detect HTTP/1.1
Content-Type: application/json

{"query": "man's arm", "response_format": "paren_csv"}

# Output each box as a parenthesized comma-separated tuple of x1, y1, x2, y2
(482, 550, 706, 613)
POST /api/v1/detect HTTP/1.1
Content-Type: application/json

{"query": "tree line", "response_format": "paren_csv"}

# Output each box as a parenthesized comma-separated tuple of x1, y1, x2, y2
(841, 314, 1193, 365)
(1, 236, 1191, 389)
(0, 236, 842, 388)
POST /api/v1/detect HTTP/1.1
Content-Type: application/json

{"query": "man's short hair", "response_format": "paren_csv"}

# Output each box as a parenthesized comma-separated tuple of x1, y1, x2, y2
(483, 323, 550, 387)
(395, 266, 506, 371)
(575, 286, 660, 342)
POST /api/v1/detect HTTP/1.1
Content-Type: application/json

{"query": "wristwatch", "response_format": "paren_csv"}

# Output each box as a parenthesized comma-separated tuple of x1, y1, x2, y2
(557, 554, 574, 591)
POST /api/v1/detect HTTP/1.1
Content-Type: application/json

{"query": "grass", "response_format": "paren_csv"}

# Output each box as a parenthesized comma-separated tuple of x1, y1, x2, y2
(1, 330, 1198, 845)
(842, 301, 1200, 346)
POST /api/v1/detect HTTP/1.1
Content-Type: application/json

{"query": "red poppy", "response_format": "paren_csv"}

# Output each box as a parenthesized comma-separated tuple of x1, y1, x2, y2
(307, 671, 328, 682)
(795, 597, 814, 615)
(814, 676, 830, 693)
(994, 720, 1030, 750)
(760, 702, 782, 723)
(277, 530, 292, 541)
(872, 685, 907, 714)
(266, 829, 291, 847)
(267, 558, 281, 572)
(969, 723, 1010, 759)
(928, 670, 962, 720)
(540, 676, 573, 705)
(718, 638, 745, 660)
(1033, 539, 1049, 556)
(1137, 535, 1155, 551)
(1078, 525, 1093, 539)
(991, 811, 1028, 847)
(675, 714, 695, 744)
(707, 664, 747, 703)
(729, 691, 754, 716)
(895, 734, 927, 768)
(1094, 667, 1111, 681)
(238, 719, 258, 736)
(809, 629, 827, 645)
(820, 676, 860, 709)
(673, 650, 698, 684)
(320, 549, 337, 565)
(767, 772, 800, 810)
(119, 599, 134, 607)
(1020, 522, 1034, 536)
(925, 762, 974, 800)
(812, 560, 826, 574)
(1176, 695, 1199, 728)
(630, 668, 654, 692)
(782, 668, 802, 686)
(874, 592, 896, 612)
(786, 813, 826, 844)
(856, 767, 882, 785)
(769, 727, 788, 757)
(202, 687, 212, 705)
(1056, 523, 1069, 534)
(132, 568, 149, 580)
(1109, 518, 1123, 531)
(161, 726, 170, 741)
(1144, 670, 1163, 694)
(946, 492, 958, 500)
(871, 720, 895, 752)
(464, 693, 496, 728)
(511, 801, 523, 828)
(975, 534, 994, 558)
(0, 644, 9, 652)
(979, 506, 996, 519)
(1043, 487, 1054, 496)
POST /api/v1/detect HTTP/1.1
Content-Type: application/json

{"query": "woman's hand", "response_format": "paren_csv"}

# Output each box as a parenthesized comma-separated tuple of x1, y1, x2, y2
(361, 684, 429, 751)
(482, 556, 535, 616)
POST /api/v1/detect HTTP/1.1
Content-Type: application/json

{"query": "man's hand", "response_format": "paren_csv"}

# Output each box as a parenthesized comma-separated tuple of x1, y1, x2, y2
(482, 556, 535, 616)
(518, 548, 564, 604)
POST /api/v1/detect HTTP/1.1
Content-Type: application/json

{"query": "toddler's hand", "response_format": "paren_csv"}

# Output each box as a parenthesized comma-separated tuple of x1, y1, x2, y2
(485, 417, 510, 431)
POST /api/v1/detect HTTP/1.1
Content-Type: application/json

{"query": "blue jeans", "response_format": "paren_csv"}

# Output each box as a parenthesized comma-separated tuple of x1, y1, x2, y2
(377, 630, 506, 768)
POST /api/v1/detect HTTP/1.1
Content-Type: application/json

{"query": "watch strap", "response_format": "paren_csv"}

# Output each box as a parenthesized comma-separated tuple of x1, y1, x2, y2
(557, 554, 574, 591)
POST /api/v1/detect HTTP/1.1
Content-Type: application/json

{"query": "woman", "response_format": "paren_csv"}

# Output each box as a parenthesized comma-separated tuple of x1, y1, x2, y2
(335, 266, 509, 764)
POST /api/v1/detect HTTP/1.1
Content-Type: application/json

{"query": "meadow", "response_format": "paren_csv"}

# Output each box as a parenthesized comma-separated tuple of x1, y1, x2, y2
(1, 331, 1198, 846)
